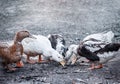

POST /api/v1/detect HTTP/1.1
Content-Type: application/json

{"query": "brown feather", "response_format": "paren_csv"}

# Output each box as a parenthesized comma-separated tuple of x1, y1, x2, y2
(0, 30, 31, 71)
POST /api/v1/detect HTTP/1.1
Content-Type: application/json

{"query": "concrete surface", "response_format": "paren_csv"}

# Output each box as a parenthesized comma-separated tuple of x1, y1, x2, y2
(0, 0, 120, 84)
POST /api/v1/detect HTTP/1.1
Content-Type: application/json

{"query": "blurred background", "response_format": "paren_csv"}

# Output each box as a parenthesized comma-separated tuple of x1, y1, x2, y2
(0, 0, 120, 45)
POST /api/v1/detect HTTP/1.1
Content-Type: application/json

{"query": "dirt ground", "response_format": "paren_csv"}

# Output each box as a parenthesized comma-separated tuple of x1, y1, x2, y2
(0, 0, 120, 84)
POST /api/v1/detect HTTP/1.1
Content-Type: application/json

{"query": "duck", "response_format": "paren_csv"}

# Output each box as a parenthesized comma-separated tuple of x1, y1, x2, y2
(47, 34, 67, 57)
(65, 44, 78, 65)
(0, 30, 32, 71)
(65, 31, 114, 65)
(65, 44, 89, 65)
(77, 41, 120, 70)
(21, 34, 65, 66)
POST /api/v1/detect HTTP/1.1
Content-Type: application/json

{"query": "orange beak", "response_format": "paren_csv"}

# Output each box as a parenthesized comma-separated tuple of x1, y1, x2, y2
(60, 60, 66, 66)
(71, 55, 77, 65)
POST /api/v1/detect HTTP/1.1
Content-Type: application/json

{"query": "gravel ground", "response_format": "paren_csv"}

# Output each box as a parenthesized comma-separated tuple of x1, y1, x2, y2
(0, 0, 120, 84)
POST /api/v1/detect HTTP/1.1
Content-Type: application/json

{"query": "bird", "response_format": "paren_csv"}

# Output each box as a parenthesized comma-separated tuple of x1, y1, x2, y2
(0, 30, 32, 71)
(65, 44, 78, 65)
(47, 34, 67, 57)
(65, 31, 114, 66)
(77, 39, 120, 70)
(21, 34, 65, 66)
(65, 44, 89, 65)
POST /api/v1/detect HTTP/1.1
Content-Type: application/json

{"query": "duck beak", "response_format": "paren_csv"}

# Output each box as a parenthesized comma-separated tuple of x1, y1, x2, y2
(71, 55, 77, 65)
(29, 34, 36, 39)
(60, 60, 66, 66)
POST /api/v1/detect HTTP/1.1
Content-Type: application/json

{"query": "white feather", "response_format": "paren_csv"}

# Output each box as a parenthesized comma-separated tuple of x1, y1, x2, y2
(83, 31, 114, 43)
(22, 35, 64, 62)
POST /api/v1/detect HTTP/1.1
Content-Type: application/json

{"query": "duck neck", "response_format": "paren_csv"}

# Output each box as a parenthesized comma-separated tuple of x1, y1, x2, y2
(14, 35, 23, 44)
(118, 43, 120, 50)
(14, 41, 21, 45)
(50, 48, 57, 56)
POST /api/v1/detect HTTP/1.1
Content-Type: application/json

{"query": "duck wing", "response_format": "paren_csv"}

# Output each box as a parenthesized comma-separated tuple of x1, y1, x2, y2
(95, 43, 120, 55)
(77, 45, 100, 61)
(83, 31, 114, 43)
(83, 38, 107, 53)
(0, 42, 9, 48)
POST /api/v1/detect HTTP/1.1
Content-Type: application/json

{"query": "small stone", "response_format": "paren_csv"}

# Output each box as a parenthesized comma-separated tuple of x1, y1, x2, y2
(36, 77, 40, 81)
(40, 77, 47, 82)
(73, 69, 87, 73)
(73, 78, 87, 84)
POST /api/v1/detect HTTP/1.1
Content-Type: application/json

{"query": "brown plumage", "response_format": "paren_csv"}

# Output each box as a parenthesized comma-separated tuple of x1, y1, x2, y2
(0, 30, 31, 71)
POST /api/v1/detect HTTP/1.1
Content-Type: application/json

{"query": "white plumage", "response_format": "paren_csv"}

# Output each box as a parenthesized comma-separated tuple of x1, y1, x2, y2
(83, 31, 114, 43)
(75, 30, 120, 69)
(65, 44, 78, 65)
(21, 35, 65, 66)
(65, 31, 115, 66)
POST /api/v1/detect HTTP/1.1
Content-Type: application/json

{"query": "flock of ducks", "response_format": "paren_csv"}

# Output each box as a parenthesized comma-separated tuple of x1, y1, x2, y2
(0, 30, 119, 72)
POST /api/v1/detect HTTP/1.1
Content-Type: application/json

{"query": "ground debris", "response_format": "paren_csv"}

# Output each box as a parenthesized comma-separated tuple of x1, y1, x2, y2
(20, 75, 42, 80)
(40, 77, 47, 82)
(104, 74, 114, 79)
(72, 78, 88, 84)
(73, 69, 88, 73)
(56, 71, 67, 74)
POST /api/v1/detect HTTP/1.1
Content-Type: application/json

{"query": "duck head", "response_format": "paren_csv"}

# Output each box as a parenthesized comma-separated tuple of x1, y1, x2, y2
(51, 50, 66, 66)
(14, 30, 35, 43)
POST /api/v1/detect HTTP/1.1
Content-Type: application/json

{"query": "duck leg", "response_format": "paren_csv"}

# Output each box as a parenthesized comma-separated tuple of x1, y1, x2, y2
(38, 55, 50, 63)
(83, 59, 90, 63)
(16, 60, 24, 68)
(94, 64, 103, 69)
(27, 55, 36, 64)
(88, 63, 95, 70)
(38, 55, 42, 62)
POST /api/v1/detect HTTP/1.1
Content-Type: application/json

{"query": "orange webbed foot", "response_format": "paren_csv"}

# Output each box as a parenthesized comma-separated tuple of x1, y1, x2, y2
(38, 60, 50, 63)
(94, 64, 103, 69)
(16, 61, 24, 68)
(88, 63, 95, 70)
(88, 67, 95, 70)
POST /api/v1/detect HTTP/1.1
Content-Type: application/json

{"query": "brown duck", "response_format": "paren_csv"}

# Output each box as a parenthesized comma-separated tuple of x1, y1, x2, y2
(0, 30, 33, 71)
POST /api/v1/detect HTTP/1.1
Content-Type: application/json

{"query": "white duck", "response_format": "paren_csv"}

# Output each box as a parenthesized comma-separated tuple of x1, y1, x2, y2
(65, 31, 114, 65)
(21, 35, 65, 66)
(24, 34, 67, 62)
